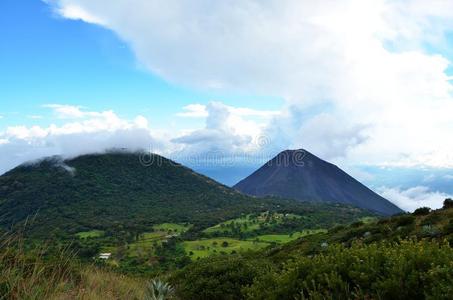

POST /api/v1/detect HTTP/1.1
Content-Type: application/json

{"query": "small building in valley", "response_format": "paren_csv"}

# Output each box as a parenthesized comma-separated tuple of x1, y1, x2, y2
(99, 253, 111, 260)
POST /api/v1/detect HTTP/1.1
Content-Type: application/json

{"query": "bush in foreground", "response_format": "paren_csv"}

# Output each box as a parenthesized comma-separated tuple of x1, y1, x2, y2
(170, 255, 273, 300)
(170, 239, 453, 300)
(245, 240, 453, 300)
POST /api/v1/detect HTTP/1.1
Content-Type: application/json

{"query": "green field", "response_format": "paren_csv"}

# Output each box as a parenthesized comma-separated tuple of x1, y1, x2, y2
(76, 230, 104, 239)
(203, 215, 257, 234)
(89, 221, 325, 261)
(127, 234, 164, 257)
(360, 216, 379, 224)
(203, 212, 302, 234)
(99, 223, 192, 258)
(102, 232, 167, 258)
(182, 238, 269, 259)
(251, 229, 327, 244)
(152, 223, 192, 234)
(127, 224, 191, 257)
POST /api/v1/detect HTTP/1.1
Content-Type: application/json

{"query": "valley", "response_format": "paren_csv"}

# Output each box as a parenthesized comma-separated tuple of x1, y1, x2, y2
(73, 212, 332, 269)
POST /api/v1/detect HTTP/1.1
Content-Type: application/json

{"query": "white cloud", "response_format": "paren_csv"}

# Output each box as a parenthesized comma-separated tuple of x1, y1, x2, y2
(47, 0, 453, 168)
(176, 104, 208, 118)
(172, 102, 264, 156)
(228, 107, 280, 118)
(28, 115, 43, 120)
(264, 110, 369, 160)
(54, 3, 105, 25)
(377, 186, 453, 211)
(174, 102, 280, 166)
(43, 104, 102, 119)
(0, 102, 274, 174)
(177, 103, 280, 119)
(0, 106, 165, 174)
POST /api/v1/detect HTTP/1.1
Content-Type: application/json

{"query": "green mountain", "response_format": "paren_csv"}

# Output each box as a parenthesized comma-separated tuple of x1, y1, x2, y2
(0, 152, 370, 238)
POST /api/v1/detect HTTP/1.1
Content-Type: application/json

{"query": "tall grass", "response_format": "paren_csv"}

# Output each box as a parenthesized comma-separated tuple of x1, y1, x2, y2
(0, 231, 146, 299)
(0, 231, 78, 299)
(61, 267, 146, 300)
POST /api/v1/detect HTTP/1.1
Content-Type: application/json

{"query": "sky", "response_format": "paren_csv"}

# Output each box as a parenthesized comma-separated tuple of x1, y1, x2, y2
(1, 0, 453, 211)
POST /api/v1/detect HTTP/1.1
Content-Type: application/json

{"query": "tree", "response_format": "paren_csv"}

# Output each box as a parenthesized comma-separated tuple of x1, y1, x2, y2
(115, 244, 127, 260)
(443, 198, 453, 209)
(222, 241, 229, 247)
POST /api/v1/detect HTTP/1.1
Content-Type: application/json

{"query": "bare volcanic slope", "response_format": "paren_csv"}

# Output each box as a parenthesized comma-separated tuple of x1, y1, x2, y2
(234, 149, 402, 215)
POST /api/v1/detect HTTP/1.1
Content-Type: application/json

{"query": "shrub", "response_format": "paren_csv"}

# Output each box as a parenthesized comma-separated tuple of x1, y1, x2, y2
(394, 214, 415, 227)
(413, 207, 431, 216)
(329, 225, 345, 233)
(144, 279, 174, 300)
(245, 240, 453, 300)
(421, 213, 442, 226)
(443, 220, 453, 235)
(170, 256, 273, 300)
(351, 221, 364, 228)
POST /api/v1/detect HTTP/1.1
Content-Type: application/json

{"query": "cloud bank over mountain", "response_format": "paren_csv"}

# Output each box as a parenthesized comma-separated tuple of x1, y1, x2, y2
(47, 0, 453, 168)
(0, 103, 274, 175)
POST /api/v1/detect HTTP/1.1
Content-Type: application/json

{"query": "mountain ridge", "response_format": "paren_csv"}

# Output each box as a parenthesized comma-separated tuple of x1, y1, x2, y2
(0, 151, 372, 238)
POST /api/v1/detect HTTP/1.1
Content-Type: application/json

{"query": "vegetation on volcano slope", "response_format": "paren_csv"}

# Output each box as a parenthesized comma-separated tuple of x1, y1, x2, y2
(250, 229, 326, 244)
(183, 238, 269, 260)
(170, 203, 453, 300)
(0, 152, 372, 242)
(72, 212, 331, 275)
(202, 212, 328, 240)
(4, 205, 453, 299)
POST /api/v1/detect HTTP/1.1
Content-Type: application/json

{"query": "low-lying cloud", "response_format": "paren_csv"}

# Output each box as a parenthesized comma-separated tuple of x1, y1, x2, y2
(378, 186, 453, 212)
(0, 106, 163, 174)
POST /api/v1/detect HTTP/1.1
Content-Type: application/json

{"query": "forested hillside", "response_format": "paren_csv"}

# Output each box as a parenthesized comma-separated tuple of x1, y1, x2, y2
(0, 152, 370, 239)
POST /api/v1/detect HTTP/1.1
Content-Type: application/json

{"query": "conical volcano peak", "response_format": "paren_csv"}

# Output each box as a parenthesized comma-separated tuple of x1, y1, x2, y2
(266, 149, 336, 170)
(266, 149, 309, 168)
(235, 149, 402, 215)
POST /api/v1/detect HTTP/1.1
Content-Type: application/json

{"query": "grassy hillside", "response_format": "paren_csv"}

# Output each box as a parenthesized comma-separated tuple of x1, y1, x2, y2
(3, 205, 452, 299)
(170, 202, 453, 300)
(0, 233, 146, 300)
